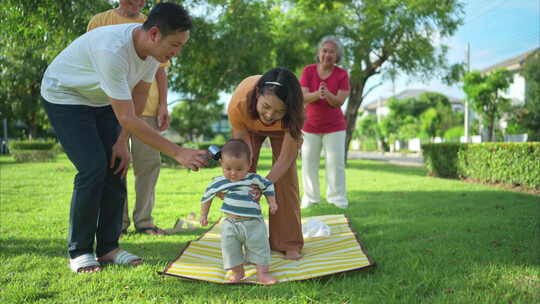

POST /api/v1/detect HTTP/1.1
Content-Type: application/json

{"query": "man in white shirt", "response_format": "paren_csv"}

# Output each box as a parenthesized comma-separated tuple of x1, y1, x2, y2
(41, 2, 207, 273)
(87, 0, 172, 237)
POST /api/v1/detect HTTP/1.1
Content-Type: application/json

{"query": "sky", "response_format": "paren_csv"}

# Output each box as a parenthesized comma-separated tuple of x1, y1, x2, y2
(363, 0, 540, 104)
(169, 0, 540, 109)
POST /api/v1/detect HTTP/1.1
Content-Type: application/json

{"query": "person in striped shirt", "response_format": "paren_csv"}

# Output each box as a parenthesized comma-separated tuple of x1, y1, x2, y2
(199, 139, 278, 285)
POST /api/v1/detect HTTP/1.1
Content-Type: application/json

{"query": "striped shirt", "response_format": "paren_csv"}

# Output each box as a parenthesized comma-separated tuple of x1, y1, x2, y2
(201, 173, 275, 218)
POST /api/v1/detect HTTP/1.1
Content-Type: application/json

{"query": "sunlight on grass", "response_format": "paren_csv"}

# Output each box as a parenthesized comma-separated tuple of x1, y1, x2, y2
(1, 150, 538, 303)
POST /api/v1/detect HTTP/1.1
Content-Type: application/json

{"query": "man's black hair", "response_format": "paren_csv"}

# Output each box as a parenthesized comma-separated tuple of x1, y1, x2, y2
(143, 2, 192, 36)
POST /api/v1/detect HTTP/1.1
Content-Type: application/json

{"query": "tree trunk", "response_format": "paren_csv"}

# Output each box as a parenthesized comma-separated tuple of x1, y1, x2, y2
(488, 114, 495, 142)
(488, 102, 497, 142)
(344, 78, 367, 162)
(28, 114, 38, 140)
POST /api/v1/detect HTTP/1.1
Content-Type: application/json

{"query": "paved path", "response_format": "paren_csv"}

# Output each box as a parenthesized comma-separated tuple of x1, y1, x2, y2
(347, 151, 424, 167)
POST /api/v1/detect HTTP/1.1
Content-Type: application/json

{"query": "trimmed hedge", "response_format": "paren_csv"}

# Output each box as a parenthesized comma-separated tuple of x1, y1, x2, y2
(9, 140, 56, 150)
(422, 142, 540, 189)
(422, 143, 461, 178)
(9, 140, 58, 162)
(11, 150, 57, 162)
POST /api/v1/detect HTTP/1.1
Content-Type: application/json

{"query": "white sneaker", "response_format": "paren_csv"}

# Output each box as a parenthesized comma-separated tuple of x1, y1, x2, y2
(301, 198, 319, 209)
(330, 201, 348, 209)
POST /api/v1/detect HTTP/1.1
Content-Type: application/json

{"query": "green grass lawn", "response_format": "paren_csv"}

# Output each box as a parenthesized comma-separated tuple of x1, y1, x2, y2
(1, 150, 539, 303)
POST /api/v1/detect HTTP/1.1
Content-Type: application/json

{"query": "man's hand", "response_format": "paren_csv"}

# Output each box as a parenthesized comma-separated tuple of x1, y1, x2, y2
(110, 138, 130, 178)
(175, 147, 209, 171)
(157, 104, 169, 131)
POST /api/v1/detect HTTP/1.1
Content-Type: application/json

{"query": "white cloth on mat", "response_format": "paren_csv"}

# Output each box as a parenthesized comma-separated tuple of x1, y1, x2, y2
(302, 218, 331, 238)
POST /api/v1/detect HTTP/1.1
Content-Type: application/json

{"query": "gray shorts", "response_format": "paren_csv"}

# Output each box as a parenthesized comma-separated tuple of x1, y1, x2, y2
(221, 217, 271, 269)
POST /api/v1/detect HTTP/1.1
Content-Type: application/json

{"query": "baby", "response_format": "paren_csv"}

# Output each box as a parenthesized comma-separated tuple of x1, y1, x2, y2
(199, 139, 278, 285)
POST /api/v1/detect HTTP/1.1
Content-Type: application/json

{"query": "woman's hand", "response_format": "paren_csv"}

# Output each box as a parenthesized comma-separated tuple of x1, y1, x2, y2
(110, 138, 131, 178)
(318, 82, 328, 99)
(266, 132, 298, 184)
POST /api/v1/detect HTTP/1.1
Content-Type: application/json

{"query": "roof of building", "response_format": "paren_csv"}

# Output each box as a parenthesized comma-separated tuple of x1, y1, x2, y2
(362, 89, 462, 110)
(481, 47, 539, 74)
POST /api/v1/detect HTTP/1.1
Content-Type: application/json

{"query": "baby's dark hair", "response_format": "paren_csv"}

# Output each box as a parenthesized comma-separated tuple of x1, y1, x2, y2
(221, 139, 251, 161)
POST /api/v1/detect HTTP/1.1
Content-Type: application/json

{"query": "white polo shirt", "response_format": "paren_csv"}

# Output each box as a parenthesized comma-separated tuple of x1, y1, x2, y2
(41, 23, 159, 107)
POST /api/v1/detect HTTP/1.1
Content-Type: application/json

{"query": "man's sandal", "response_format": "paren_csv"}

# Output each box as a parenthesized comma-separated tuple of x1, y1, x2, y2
(99, 249, 142, 266)
(164, 219, 196, 234)
(69, 253, 101, 273)
(136, 226, 165, 235)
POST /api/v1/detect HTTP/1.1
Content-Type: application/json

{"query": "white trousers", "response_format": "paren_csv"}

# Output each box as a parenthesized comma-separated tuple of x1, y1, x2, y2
(301, 130, 348, 208)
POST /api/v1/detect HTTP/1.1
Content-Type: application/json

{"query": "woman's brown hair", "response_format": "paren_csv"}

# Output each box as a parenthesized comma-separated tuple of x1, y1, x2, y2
(246, 67, 304, 141)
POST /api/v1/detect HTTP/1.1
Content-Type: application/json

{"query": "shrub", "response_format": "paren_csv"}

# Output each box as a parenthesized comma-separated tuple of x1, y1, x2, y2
(360, 138, 378, 151)
(211, 134, 228, 145)
(422, 142, 540, 189)
(443, 126, 464, 142)
(11, 150, 57, 162)
(9, 140, 56, 150)
(422, 143, 461, 178)
(457, 143, 540, 189)
(9, 140, 58, 162)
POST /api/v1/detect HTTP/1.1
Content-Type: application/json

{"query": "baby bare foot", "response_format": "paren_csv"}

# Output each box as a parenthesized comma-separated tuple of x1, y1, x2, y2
(257, 272, 278, 285)
(227, 265, 245, 283)
(255, 265, 277, 285)
(227, 270, 245, 283)
(284, 250, 303, 260)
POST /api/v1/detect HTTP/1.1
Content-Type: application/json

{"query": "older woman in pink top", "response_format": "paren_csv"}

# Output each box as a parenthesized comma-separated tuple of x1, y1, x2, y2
(300, 36, 350, 209)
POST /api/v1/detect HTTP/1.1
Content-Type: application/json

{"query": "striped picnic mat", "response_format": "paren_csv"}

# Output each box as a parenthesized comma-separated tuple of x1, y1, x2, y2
(160, 214, 375, 284)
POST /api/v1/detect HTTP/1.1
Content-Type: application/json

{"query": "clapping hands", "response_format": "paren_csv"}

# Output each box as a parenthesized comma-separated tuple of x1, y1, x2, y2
(318, 82, 328, 100)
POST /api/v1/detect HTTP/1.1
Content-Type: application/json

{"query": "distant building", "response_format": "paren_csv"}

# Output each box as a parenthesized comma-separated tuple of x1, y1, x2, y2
(481, 47, 539, 106)
(360, 89, 463, 120)
(211, 113, 230, 135)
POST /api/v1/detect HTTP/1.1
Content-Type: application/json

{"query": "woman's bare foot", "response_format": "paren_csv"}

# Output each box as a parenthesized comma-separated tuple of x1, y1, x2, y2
(227, 265, 245, 283)
(284, 250, 303, 260)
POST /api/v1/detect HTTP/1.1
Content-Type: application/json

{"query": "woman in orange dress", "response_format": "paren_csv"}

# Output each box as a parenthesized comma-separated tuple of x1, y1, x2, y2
(227, 67, 304, 260)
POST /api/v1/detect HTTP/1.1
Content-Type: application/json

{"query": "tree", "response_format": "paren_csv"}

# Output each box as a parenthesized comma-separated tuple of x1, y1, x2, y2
(419, 108, 440, 139)
(417, 92, 461, 138)
(268, 1, 463, 158)
(336, 0, 463, 158)
(175, 0, 463, 158)
(169, 0, 274, 104)
(356, 114, 379, 140)
(462, 69, 513, 142)
(0, 0, 111, 138)
(396, 116, 421, 142)
(270, 0, 349, 74)
(169, 99, 224, 143)
(517, 50, 540, 140)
